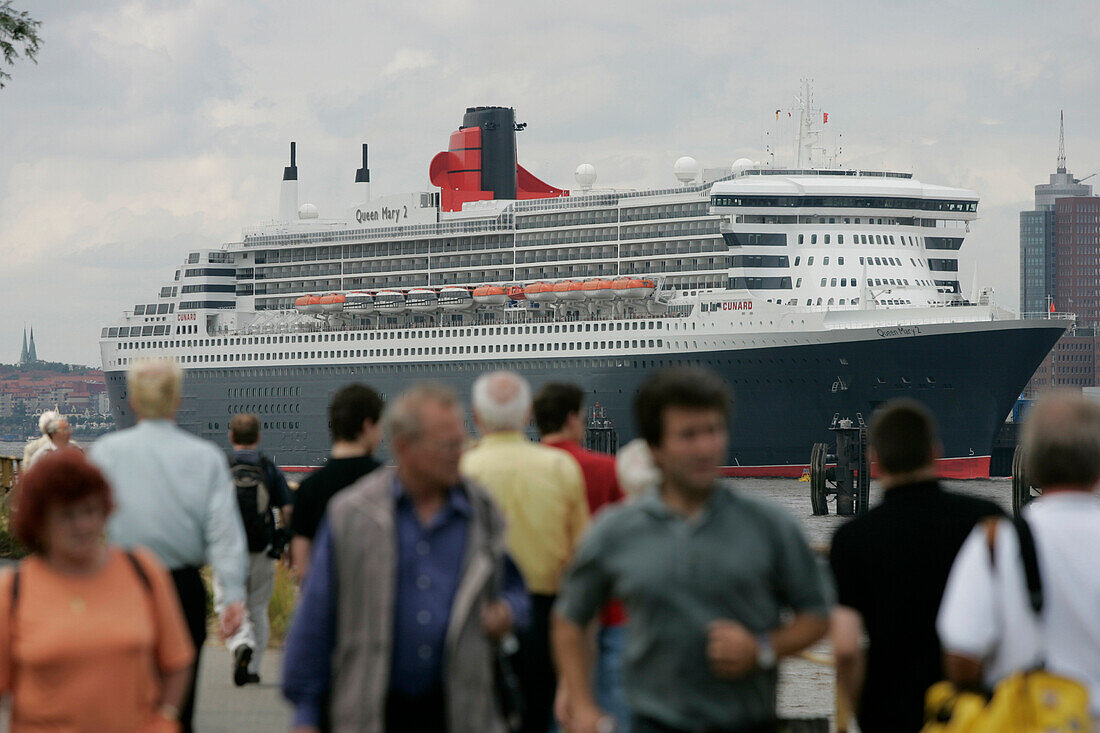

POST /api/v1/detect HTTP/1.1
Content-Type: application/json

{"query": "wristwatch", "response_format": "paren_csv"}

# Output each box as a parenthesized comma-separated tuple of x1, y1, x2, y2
(755, 633, 777, 670)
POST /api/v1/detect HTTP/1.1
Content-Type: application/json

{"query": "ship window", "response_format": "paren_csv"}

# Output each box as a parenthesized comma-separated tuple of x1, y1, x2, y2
(838, 257, 844, 265)
(816, 298, 823, 305)
(811, 234, 817, 244)
(839, 298, 846, 305)
(794, 257, 800, 266)
(830, 279, 837, 287)
(824, 235, 830, 244)
(838, 235, 844, 244)
(874, 257, 882, 265)
(798, 234, 804, 244)
(840, 278, 847, 287)
(796, 278, 802, 288)
(820, 278, 827, 287)
(805, 299, 812, 306)
(890, 236, 895, 244)
(807, 257, 814, 265)
(828, 298, 834, 305)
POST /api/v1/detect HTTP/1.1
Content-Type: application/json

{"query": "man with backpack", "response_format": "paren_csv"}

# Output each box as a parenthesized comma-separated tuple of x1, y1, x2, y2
(938, 393, 1100, 725)
(221, 413, 293, 686)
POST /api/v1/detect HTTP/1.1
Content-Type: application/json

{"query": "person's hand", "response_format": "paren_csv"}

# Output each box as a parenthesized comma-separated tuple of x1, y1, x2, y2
(565, 699, 613, 733)
(220, 601, 246, 640)
(707, 619, 759, 679)
(480, 599, 513, 641)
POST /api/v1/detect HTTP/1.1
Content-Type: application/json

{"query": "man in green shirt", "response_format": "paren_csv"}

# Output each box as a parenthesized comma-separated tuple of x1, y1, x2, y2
(553, 368, 831, 733)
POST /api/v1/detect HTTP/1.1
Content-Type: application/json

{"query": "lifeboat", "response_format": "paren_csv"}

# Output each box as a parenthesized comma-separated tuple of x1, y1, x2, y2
(612, 278, 656, 299)
(439, 286, 474, 310)
(345, 291, 374, 313)
(374, 290, 407, 312)
(506, 286, 527, 301)
(524, 282, 556, 303)
(473, 285, 508, 306)
(553, 280, 585, 302)
(406, 288, 438, 312)
(319, 293, 346, 313)
(581, 279, 615, 300)
(296, 294, 323, 313)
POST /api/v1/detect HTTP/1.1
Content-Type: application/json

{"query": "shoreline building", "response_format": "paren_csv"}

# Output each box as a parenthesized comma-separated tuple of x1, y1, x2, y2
(1021, 114, 1100, 396)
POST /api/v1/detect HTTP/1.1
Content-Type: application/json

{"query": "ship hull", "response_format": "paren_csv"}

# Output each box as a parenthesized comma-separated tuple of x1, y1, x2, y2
(104, 318, 1065, 477)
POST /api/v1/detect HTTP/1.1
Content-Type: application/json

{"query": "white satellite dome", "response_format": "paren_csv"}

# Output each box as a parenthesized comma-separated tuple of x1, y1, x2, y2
(574, 163, 597, 190)
(298, 203, 319, 219)
(673, 156, 698, 184)
(732, 157, 755, 173)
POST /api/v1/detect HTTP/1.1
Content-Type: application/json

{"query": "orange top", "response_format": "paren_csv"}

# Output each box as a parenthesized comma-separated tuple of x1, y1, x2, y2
(0, 548, 195, 732)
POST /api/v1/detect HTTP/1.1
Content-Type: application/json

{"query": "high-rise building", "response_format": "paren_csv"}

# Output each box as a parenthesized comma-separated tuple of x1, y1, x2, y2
(1019, 112, 1092, 315)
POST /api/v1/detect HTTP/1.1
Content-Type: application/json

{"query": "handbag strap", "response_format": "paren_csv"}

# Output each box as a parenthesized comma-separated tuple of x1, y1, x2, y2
(1012, 517, 1043, 616)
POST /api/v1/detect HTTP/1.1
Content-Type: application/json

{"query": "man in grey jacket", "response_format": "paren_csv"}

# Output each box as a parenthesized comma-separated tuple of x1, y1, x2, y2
(283, 383, 530, 733)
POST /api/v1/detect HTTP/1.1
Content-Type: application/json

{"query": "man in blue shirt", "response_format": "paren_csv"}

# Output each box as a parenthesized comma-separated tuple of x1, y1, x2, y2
(283, 383, 529, 733)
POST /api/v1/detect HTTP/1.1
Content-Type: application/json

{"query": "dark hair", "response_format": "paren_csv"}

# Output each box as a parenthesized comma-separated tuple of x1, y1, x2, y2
(869, 399, 938, 474)
(634, 367, 731, 447)
(13, 450, 114, 554)
(329, 383, 384, 442)
(533, 383, 585, 436)
(229, 413, 260, 445)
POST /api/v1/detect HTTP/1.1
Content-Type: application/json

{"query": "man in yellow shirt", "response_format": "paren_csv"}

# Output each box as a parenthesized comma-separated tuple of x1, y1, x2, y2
(461, 370, 589, 733)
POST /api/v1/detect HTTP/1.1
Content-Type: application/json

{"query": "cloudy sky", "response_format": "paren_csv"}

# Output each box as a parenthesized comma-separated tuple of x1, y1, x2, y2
(2, 0, 1098, 365)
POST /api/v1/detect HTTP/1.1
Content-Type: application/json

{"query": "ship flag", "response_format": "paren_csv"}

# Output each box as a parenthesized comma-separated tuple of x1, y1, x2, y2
(823, 112, 829, 123)
(1050, 300, 1056, 313)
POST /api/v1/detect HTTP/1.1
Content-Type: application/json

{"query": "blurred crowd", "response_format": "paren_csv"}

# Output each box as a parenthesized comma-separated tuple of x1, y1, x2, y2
(4, 357, 1100, 733)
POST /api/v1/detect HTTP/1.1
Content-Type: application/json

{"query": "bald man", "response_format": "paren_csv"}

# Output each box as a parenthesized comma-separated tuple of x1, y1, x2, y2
(461, 371, 588, 733)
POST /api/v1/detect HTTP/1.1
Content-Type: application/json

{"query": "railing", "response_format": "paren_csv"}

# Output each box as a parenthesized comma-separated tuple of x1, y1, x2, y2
(1020, 311, 1076, 321)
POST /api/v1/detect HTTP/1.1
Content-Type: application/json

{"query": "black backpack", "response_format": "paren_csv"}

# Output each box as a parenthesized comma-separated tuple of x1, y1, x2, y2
(229, 457, 274, 552)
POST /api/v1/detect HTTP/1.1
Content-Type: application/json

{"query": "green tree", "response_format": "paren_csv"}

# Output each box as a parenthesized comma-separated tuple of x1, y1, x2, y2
(0, 1, 40, 89)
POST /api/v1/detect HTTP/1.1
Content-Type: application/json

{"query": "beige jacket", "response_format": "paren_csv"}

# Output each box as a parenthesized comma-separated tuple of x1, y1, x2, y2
(326, 466, 509, 733)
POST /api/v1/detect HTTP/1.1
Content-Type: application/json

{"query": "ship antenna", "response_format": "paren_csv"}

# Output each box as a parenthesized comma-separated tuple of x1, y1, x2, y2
(1057, 110, 1066, 174)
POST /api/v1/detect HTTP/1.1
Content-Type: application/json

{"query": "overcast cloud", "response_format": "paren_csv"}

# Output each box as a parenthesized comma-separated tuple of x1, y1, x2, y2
(1, 0, 1098, 365)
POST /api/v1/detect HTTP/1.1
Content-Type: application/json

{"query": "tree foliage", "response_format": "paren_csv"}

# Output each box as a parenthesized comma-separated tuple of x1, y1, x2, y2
(0, 1, 40, 89)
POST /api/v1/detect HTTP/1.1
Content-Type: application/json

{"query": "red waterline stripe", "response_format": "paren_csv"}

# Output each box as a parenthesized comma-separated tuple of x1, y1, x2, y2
(720, 455, 992, 480)
(285, 456, 994, 481)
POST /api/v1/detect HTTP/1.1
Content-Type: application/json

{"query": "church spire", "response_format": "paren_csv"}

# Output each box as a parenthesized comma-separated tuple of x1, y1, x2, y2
(19, 327, 27, 365)
(27, 327, 37, 363)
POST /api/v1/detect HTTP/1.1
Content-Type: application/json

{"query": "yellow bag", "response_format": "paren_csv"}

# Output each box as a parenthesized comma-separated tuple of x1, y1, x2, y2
(922, 672, 1091, 732)
(922, 518, 1092, 732)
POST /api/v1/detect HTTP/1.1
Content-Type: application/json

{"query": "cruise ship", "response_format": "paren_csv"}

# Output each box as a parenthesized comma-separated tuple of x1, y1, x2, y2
(99, 92, 1070, 477)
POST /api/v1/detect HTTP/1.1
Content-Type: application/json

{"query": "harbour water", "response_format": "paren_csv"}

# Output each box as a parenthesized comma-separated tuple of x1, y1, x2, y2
(2, 438, 1011, 728)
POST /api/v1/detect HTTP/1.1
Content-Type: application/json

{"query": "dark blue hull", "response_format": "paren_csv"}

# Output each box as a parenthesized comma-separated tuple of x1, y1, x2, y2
(105, 320, 1065, 475)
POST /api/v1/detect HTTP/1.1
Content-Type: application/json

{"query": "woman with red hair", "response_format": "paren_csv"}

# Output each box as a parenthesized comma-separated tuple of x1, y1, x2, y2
(0, 449, 194, 731)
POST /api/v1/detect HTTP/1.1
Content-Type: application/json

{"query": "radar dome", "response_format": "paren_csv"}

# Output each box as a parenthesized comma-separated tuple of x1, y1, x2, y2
(732, 157, 755, 173)
(673, 156, 698, 184)
(574, 163, 597, 190)
(298, 203, 319, 219)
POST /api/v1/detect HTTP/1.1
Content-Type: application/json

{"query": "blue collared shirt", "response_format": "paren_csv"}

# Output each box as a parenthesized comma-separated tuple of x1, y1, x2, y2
(89, 419, 248, 604)
(283, 479, 531, 727)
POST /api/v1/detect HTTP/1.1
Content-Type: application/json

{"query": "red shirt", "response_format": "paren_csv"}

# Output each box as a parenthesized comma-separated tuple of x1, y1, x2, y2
(545, 439, 626, 627)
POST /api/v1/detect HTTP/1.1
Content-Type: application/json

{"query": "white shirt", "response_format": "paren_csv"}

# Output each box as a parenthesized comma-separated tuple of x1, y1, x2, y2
(937, 492, 1100, 713)
(89, 419, 248, 604)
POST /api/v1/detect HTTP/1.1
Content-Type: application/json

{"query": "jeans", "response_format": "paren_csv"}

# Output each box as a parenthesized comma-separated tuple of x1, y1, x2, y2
(595, 624, 630, 733)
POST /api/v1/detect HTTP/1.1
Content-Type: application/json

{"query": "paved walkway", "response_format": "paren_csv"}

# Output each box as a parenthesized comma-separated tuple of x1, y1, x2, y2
(194, 645, 292, 732)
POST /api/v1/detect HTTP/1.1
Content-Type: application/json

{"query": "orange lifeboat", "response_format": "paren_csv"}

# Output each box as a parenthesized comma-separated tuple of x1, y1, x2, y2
(552, 280, 585, 302)
(299, 295, 323, 313)
(506, 285, 527, 301)
(294, 295, 312, 313)
(581, 279, 615, 300)
(473, 285, 508, 306)
(612, 278, 655, 299)
(319, 293, 346, 312)
(525, 282, 556, 303)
